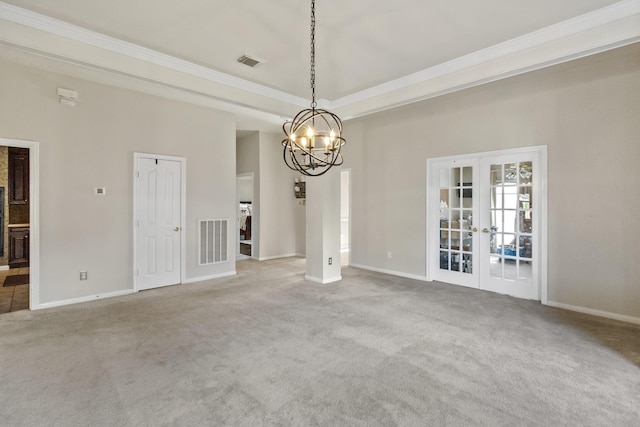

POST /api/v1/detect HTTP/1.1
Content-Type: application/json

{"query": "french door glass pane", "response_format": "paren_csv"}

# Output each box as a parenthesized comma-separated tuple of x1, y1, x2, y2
(439, 165, 473, 274)
(488, 162, 534, 283)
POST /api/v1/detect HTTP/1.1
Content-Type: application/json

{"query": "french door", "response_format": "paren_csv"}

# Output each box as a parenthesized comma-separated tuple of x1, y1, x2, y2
(427, 147, 545, 300)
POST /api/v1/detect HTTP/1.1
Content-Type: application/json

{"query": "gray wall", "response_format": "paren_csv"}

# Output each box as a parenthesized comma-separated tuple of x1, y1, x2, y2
(343, 43, 640, 320)
(258, 133, 298, 259)
(0, 58, 237, 305)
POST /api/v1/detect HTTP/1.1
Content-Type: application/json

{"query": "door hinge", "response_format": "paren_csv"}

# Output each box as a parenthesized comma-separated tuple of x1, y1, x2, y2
(136, 171, 140, 178)
(136, 269, 140, 277)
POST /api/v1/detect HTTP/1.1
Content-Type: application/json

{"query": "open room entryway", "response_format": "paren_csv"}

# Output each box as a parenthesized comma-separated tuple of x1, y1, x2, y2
(0, 138, 39, 312)
(134, 153, 185, 291)
(427, 146, 547, 300)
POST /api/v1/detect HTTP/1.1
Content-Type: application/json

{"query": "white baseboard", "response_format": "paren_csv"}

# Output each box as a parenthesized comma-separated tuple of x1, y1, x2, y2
(0, 265, 9, 271)
(305, 275, 342, 284)
(182, 270, 237, 284)
(258, 253, 298, 261)
(545, 300, 640, 325)
(35, 289, 135, 310)
(349, 263, 428, 282)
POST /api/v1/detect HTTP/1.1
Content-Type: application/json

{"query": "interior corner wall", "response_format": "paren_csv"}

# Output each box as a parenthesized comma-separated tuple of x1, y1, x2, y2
(0, 57, 237, 306)
(236, 132, 261, 259)
(343, 43, 640, 320)
(257, 132, 298, 260)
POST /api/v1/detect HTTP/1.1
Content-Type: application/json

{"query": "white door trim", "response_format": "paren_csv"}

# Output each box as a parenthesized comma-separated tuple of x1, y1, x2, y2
(133, 152, 186, 292)
(426, 157, 480, 289)
(0, 138, 39, 310)
(236, 172, 254, 260)
(341, 168, 351, 266)
(426, 145, 547, 302)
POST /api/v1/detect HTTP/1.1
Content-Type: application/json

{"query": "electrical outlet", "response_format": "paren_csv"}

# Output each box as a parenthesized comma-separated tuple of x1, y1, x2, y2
(387, 251, 392, 259)
(328, 257, 332, 265)
(80, 270, 88, 280)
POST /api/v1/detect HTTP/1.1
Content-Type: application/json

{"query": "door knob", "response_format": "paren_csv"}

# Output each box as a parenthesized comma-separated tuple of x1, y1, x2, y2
(174, 227, 180, 231)
(482, 228, 490, 233)
(472, 227, 478, 232)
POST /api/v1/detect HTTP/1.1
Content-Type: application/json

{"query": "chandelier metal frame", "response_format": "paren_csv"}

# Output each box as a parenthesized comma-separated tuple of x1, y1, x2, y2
(282, 0, 346, 177)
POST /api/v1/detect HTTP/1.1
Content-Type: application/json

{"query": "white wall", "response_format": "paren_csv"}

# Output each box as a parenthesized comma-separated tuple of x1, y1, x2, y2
(343, 43, 640, 320)
(0, 58, 237, 306)
(237, 177, 253, 203)
(306, 168, 341, 283)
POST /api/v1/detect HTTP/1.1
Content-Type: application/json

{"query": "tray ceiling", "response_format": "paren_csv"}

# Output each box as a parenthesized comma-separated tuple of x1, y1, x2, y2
(1, 0, 639, 129)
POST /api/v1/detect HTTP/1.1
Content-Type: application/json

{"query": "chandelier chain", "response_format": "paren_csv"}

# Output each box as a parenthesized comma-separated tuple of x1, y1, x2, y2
(281, 0, 345, 177)
(310, 0, 316, 108)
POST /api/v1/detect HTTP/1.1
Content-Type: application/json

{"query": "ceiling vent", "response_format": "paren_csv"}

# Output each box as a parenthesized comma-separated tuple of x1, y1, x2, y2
(237, 54, 263, 68)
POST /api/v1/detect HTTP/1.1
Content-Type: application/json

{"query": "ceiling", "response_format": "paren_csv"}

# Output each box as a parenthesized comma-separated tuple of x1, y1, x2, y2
(1, 0, 639, 131)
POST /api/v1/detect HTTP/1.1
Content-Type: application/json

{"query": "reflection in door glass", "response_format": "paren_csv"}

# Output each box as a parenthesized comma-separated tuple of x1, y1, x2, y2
(439, 165, 473, 274)
(489, 162, 534, 283)
(518, 260, 532, 281)
(490, 254, 502, 279)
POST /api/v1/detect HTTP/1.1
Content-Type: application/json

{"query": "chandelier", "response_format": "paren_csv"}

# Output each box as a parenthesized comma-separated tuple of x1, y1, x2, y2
(282, 0, 346, 177)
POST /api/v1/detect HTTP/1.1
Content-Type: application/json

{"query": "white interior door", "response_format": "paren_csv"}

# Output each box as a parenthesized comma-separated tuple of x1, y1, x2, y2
(428, 147, 545, 300)
(429, 158, 480, 289)
(479, 153, 540, 300)
(135, 156, 182, 290)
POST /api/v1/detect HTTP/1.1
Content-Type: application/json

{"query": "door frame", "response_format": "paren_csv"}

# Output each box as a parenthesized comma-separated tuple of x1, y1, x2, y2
(236, 172, 254, 260)
(426, 145, 548, 303)
(0, 138, 39, 310)
(340, 168, 351, 266)
(133, 152, 186, 292)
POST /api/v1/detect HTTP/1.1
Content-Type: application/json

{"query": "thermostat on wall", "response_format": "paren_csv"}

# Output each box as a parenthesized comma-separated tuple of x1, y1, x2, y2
(94, 187, 106, 195)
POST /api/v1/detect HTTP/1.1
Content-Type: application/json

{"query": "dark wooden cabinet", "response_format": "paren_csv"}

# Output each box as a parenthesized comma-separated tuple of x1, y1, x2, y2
(9, 147, 29, 205)
(9, 227, 29, 268)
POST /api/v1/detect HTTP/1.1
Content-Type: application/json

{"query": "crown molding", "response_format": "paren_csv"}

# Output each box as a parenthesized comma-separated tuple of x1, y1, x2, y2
(1, 0, 639, 122)
(330, 0, 640, 112)
(0, 1, 309, 109)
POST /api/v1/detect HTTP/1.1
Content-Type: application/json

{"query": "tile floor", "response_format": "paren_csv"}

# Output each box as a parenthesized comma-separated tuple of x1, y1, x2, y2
(0, 267, 30, 314)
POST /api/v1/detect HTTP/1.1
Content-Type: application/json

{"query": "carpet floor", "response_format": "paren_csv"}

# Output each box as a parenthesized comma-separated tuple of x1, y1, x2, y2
(0, 257, 638, 426)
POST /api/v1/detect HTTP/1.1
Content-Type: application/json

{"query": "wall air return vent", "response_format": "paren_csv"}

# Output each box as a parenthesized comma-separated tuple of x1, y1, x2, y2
(199, 219, 228, 265)
(237, 54, 263, 68)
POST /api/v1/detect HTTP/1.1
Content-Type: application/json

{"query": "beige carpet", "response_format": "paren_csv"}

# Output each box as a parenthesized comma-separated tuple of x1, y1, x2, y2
(0, 257, 638, 426)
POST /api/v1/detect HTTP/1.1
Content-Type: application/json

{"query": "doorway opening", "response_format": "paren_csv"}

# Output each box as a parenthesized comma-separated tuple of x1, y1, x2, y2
(0, 138, 39, 313)
(237, 173, 254, 260)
